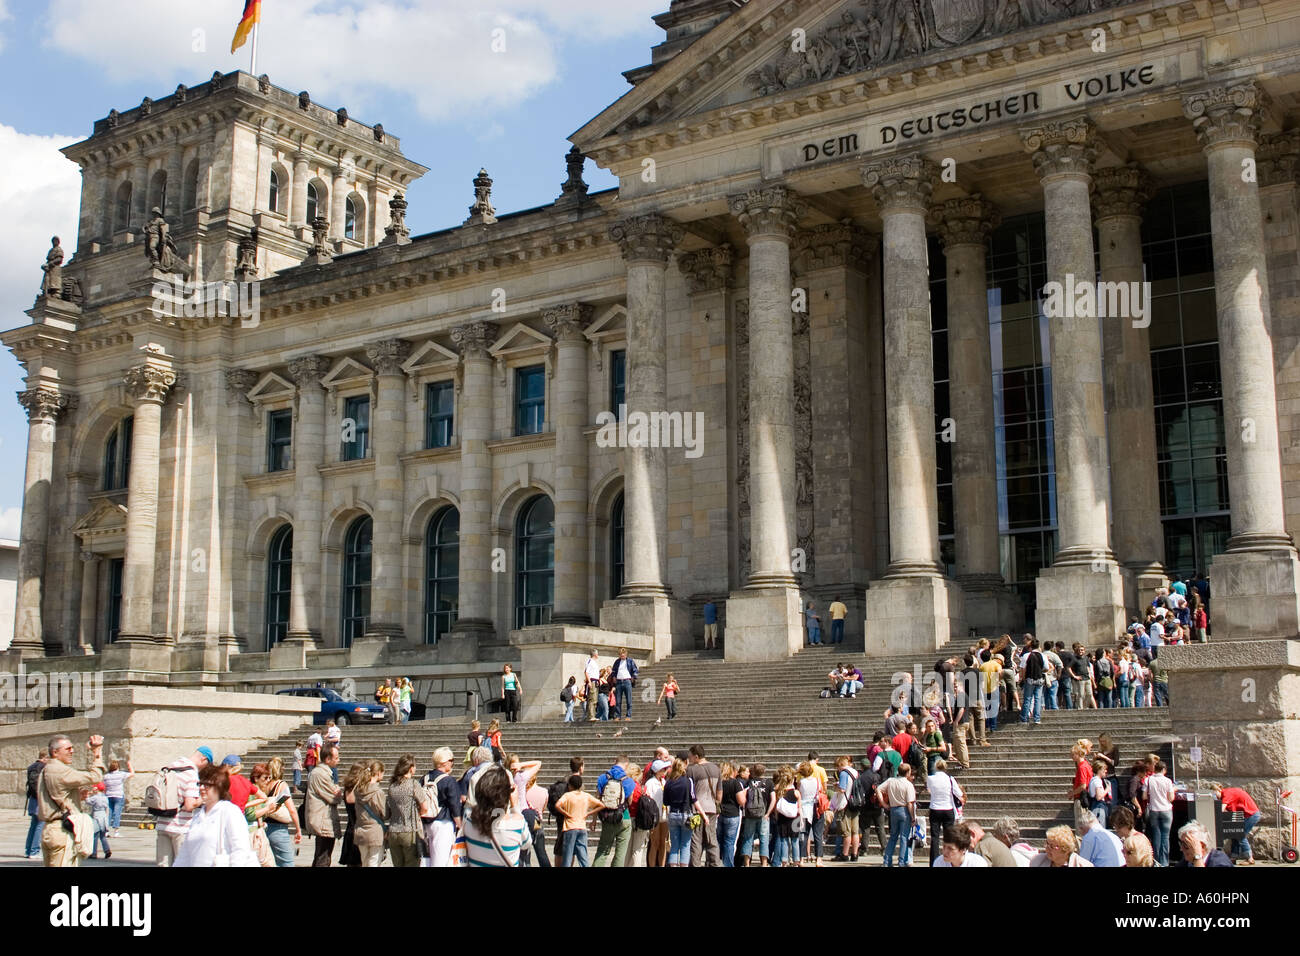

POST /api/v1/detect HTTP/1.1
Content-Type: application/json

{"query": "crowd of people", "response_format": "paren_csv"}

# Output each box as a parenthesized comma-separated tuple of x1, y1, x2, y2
(559, 647, 645, 723)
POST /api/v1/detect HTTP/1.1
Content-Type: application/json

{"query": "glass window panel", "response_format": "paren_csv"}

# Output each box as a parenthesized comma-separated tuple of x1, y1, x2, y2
(1147, 296, 1182, 349)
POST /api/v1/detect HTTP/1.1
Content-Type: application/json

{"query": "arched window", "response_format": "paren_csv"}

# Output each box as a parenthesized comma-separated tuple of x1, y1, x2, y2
(114, 181, 133, 232)
(424, 507, 459, 643)
(265, 525, 293, 647)
(344, 196, 358, 239)
(341, 515, 372, 646)
(183, 159, 199, 210)
(515, 495, 554, 628)
(306, 182, 319, 223)
(610, 491, 625, 599)
(268, 169, 281, 213)
(102, 416, 133, 491)
(148, 170, 167, 214)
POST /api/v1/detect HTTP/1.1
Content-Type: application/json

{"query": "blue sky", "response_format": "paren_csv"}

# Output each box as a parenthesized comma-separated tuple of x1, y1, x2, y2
(0, 0, 668, 532)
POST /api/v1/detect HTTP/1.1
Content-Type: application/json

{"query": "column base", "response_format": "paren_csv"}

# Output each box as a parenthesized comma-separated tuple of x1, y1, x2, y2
(351, 627, 404, 667)
(724, 586, 803, 662)
(599, 595, 689, 661)
(550, 612, 593, 626)
(956, 574, 1025, 636)
(1121, 562, 1168, 620)
(1207, 548, 1300, 642)
(1034, 562, 1125, 647)
(864, 576, 965, 657)
(5, 639, 48, 661)
(100, 639, 174, 678)
(508, 624, 654, 721)
(270, 638, 312, 670)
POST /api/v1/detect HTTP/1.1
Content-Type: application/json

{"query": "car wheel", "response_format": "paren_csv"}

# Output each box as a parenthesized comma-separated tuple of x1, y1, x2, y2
(335, 713, 349, 726)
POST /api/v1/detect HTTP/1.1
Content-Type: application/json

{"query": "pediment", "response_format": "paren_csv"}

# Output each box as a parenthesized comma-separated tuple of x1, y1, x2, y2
(489, 323, 552, 358)
(73, 501, 128, 536)
(320, 356, 374, 389)
(247, 371, 295, 403)
(584, 304, 627, 343)
(402, 340, 459, 375)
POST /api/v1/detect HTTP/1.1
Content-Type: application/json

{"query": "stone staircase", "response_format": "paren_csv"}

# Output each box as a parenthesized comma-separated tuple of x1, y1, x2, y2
(119, 638, 1174, 843)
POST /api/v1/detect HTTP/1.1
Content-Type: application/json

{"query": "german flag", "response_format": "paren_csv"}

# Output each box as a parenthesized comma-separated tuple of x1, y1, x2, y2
(231, 0, 261, 54)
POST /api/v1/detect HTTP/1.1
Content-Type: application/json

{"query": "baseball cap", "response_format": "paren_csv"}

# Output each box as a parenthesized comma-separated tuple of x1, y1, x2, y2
(196, 746, 215, 765)
(222, 754, 242, 767)
(651, 759, 671, 773)
(95, 782, 105, 791)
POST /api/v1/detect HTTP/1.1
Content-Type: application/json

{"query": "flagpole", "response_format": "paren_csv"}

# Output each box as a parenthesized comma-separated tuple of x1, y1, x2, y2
(250, 22, 259, 75)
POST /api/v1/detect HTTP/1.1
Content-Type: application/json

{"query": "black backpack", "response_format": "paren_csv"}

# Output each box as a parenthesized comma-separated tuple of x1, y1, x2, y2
(744, 779, 767, 818)
(546, 779, 568, 819)
(560, 685, 573, 703)
(634, 789, 661, 830)
(846, 769, 870, 811)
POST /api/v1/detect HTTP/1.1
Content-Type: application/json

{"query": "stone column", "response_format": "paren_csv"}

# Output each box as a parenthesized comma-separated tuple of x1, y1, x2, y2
(1183, 83, 1300, 640)
(164, 136, 183, 222)
(290, 153, 309, 226)
(130, 159, 149, 230)
(860, 156, 964, 654)
(363, 340, 411, 642)
(598, 214, 687, 660)
(544, 305, 593, 624)
(448, 322, 495, 646)
(1021, 118, 1125, 646)
(330, 164, 349, 240)
(11, 387, 72, 656)
(721, 187, 807, 660)
(284, 356, 329, 648)
(930, 194, 1024, 634)
(1093, 163, 1166, 609)
(77, 551, 99, 654)
(118, 358, 176, 643)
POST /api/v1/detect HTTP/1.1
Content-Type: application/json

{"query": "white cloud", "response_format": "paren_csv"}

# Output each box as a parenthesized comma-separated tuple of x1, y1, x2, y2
(44, 0, 661, 123)
(0, 507, 19, 541)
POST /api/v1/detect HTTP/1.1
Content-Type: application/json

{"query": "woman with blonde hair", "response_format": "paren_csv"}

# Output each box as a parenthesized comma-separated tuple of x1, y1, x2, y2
(662, 757, 704, 867)
(485, 718, 504, 763)
(1122, 832, 1154, 867)
(250, 757, 302, 867)
(352, 759, 387, 867)
(1031, 825, 1094, 867)
(338, 760, 369, 868)
(1069, 740, 1094, 831)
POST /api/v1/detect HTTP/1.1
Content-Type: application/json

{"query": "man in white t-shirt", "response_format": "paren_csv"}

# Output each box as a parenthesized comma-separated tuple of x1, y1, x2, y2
(934, 821, 990, 867)
(156, 746, 213, 866)
(583, 650, 601, 722)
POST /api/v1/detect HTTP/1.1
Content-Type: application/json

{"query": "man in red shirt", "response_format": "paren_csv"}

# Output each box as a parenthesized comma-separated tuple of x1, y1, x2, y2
(1211, 783, 1262, 863)
(893, 723, 921, 780)
(221, 755, 258, 812)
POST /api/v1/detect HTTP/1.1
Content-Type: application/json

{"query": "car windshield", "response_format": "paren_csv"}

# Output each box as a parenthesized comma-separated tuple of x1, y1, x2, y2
(319, 688, 344, 702)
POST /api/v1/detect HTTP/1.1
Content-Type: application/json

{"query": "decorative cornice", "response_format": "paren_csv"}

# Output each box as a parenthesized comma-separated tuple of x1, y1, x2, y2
(451, 320, 495, 358)
(287, 355, 330, 386)
(541, 304, 595, 342)
(729, 186, 805, 240)
(862, 155, 938, 214)
(17, 386, 72, 424)
(1182, 82, 1265, 151)
(608, 213, 684, 263)
(123, 363, 177, 405)
(1020, 117, 1098, 181)
(1258, 130, 1300, 188)
(1091, 164, 1154, 221)
(366, 339, 412, 376)
(677, 243, 735, 293)
(792, 223, 877, 273)
(927, 194, 1001, 249)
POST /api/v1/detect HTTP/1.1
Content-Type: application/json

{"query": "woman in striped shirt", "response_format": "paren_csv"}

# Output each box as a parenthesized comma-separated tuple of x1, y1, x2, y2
(461, 765, 532, 867)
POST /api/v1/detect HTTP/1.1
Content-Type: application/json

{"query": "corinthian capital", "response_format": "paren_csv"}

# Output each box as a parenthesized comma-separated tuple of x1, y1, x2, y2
(1091, 164, 1154, 221)
(608, 214, 684, 263)
(124, 364, 177, 405)
(17, 386, 72, 424)
(861, 156, 938, 213)
(366, 339, 412, 376)
(541, 304, 594, 342)
(1182, 82, 1266, 151)
(287, 355, 330, 387)
(1020, 117, 1099, 181)
(1258, 129, 1300, 188)
(792, 223, 877, 273)
(677, 244, 734, 294)
(926, 194, 1001, 250)
(729, 186, 805, 240)
(451, 321, 495, 358)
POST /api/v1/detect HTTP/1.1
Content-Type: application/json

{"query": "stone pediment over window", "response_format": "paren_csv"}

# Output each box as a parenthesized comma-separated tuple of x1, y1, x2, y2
(402, 339, 460, 399)
(584, 304, 627, 372)
(73, 500, 128, 553)
(489, 323, 554, 385)
(246, 371, 296, 403)
(320, 356, 375, 391)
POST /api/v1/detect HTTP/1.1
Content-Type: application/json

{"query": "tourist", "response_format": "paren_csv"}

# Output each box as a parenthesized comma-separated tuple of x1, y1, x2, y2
(716, 760, 748, 867)
(501, 664, 522, 723)
(174, 765, 258, 867)
(874, 736, 902, 780)
(596, 666, 613, 720)
(980, 653, 1003, 730)
(1111, 806, 1136, 841)
(1143, 760, 1176, 866)
(557, 774, 605, 867)
(1077, 808, 1124, 867)
(966, 820, 1018, 867)
(386, 753, 430, 867)
(612, 647, 638, 721)
(703, 600, 718, 649)
(155, 745, 211, 867)
(988, 816, 1036, 866)
(1210, 782, 1261, 863)
(933, 821, 990, 867)
(839, 663, 863, 698)
(1031, 825, 1095, 867)
(397, 677, 413, 723)
(1117, 649, 1136, 707)
(656, 672, 680, 720)
(221, 755, 258, 811)
(87, 783, 110, 859)
(1095, 649, 1116, 708)
(24, 749, 48, 859)
(351, 760, 387, 867)
(771, 769, 803, 867)
(337, 760, 365, 868)
(926, 758, 963, 865)
(422, 747, 462, 867)
(461, 765, 532, 866)
(375, 679, 394, 724)
(583, 650, 602, 721)
(292, 740, 305, 791)
(1122, 832, 1155, 867)
(641, 758, 672, 867)
(305, 742, 344, 867)
(1068, 739, 1093, 831)
(102, 758, 133, 837)
(251, 759, 301, 867)
(857, 758, 888, 858)
(737, 762, 773, 867)
(593, 755, 636, 866)
(561, 676, 578, 722)
(892, 720, 921, 783)
(485, 718, 504, 762)
(1087, 759, 1113, 829)
(1191, 591, 1209, 643)
(686, 744, 722, 866)
(922, 717, 947, 775)
(627, 759, 665, 867)
(796, 760, 824, 866)
(1176, 820, 1233, 867)
(1150, 654, 1170, 706)
(805, 601, 823, 646)
(828, 595, 847, 644)
(881, 764, 917, 868)
(324, 717, 341, 749)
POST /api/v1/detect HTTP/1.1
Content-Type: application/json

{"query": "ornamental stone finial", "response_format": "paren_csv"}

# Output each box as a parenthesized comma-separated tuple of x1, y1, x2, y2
(862, 156, 939, 213)
(1019, 118, 1099, 181)
(926, 194, 1002, 249)
(383, 193, 411, 245)
(729, 186, 805, 240)
(466, 168, 497, 225)
(608, 214, 684, 263)
(307, 216, 332, 263)
(558, 146, 590, 205)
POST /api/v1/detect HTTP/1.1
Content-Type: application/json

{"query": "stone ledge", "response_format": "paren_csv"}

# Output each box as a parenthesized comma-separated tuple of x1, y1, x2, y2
(1160, 638, 1300, 672)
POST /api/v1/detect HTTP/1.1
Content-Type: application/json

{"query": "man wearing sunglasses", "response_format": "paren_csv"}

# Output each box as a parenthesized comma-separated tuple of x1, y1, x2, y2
(36, 734, 105, 867)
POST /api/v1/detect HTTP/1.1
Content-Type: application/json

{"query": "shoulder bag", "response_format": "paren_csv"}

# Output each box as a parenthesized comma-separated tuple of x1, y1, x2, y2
(410, 786, 430, 858)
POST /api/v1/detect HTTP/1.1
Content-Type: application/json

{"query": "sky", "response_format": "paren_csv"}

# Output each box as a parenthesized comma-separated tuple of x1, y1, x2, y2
(0, 0, 670, 536)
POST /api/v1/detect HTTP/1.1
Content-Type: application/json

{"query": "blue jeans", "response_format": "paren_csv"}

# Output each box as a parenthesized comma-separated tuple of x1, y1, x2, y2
(717, 814, 741, 867)
(293, 768, 302, 791)
(561, 828, 589, 867)
(738, 815, 769, 863)
(1043, 680, 1058, 710)
(1135, 682, 1146, 707)
(1089, 801, 1109, 829)
(1236, 811, 1262, 859)
(1153, 682, 1169, 707)
(772, 834, 798, 866)
(108, 796, 125, 830)
(667, 814, 692, 865)
(985, 688, 1000, 730)
(265, 821, 295, 867)
(597, 696, 609, 720)
(563, 700, 575, 722)
(1118, 680, 1133, 707)
(1147, 809, 1173, 866)
(884, 807, 912, 866)
(25, 800, 44, 858)
(1021, 679, 1044, 723)
(808, 626, 821, 645)
(831, 619, 844, 643)
(1063, 678, 1073, 709)
(92, 822, 110, 857)
(616, 679, 633, 718)
(839, 679, 862, 697)
(1099, 687, 1114, 708)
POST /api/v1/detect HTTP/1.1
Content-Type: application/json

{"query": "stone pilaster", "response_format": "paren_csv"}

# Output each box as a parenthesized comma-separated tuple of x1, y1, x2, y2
(1021, 118, 1125, 646)
(12, 386, 72, 657)
(930, 194, 1024, 634)
(1183, 83, 1300, 640)
(77, 551, 99, 654)
(164, 137, 183, 222)
(1093, 163, 1166, 609)
(363, 339, 411, 642)
(285, 355, 328, 647)
(544, 305, 594, 624)
(290, 153, 309, 226)
(330, 164, 349, 241)
(448, 321, 496, 643)
(130, 160, 148, 230)
(861, 155, 965, 654)
(118, 356, 177, 643)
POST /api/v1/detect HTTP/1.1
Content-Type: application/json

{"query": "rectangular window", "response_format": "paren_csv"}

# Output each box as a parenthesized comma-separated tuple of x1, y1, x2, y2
(342, 395, 370, 461)
(515, 365, 545, 436)
(425, 381, 454, 449)
(267, 409, 292, 472)
(610, 349, 626, 419)
(106, 558, 124, 644)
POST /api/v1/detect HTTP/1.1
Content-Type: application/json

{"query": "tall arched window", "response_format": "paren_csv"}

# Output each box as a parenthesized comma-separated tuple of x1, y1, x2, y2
(114, 182, 133, 232)
(306, 182, 319, 223)
(183, 159, 199, 210)
(424, 507, 459, 643)
(341, 515, 372, 646)
(344, 196, 358, 239)
(102, 416, 133, 491)
(265, 525, 293, 647)
(515, 495, 554, 628)
(268, 169, 281, 213)
(610, 492, 625, 599)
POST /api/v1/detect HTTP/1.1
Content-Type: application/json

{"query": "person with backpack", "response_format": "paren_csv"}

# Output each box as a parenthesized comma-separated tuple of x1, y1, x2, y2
(593, 755, 636, 866)
(663, 758, 705, 867)
(422, 747, 462, 867)
(560, 676, 578, 722)
(715, 760, 748, 867)
(631, 758, 670, 867)
(857, 758, 888, 859)
(25, 749, 48, 859)
(1019, 638, 1046, 725)
(737, 762, 773, 866)
(149, 745, 213, 867)
(832, 755, 865, 863)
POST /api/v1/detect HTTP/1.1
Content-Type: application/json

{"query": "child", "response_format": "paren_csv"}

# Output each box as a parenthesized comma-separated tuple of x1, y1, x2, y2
(657, 674, 680, 720)
(1087, 759, 1112, 829)
(486, 719, 504, 763)
(87, 782, 111, 859)
(292, 741, 304, 792)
